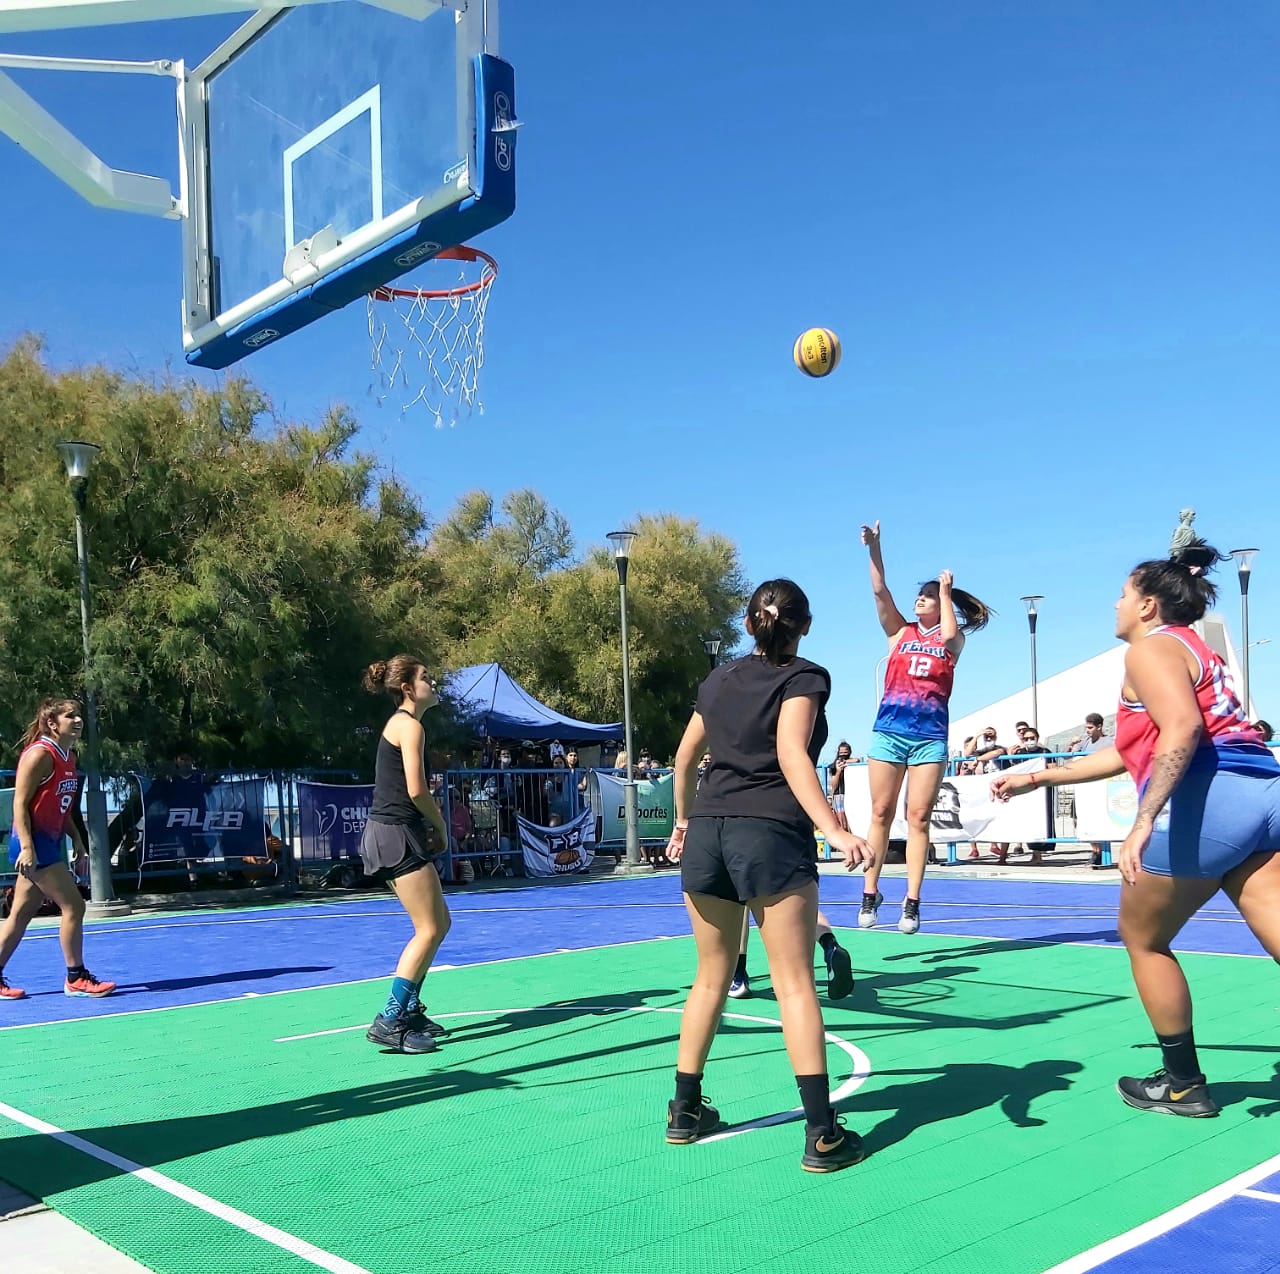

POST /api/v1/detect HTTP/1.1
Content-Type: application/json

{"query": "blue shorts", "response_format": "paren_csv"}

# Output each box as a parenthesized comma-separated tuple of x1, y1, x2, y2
(867, 731, 948, 767)
(8, 831, 66, 871)
(1143, 762, 1280, 879)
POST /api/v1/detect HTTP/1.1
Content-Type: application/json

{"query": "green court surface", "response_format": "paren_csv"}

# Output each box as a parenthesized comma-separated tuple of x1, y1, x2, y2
(1, 932, 1278, 1274)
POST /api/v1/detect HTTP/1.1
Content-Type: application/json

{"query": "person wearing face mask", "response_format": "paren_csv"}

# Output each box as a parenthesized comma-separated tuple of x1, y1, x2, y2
(858, 521, 993, 934)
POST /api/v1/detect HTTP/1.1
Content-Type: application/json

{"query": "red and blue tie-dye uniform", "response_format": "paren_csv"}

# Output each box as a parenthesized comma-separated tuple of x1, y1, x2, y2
(873, 622, 955, 742)
(7, 737, 79, 869)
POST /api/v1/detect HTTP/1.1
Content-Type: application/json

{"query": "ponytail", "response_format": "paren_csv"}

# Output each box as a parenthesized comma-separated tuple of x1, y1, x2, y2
(1130, 538, 1223, 626)
(747, 579, 811, 665)
(19, 696, 80, 750)
(362, 655, 425, 704)
(918, 580, 993, 633)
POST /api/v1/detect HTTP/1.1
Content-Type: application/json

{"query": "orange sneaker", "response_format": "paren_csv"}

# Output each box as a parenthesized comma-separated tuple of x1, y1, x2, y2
(0, 974, 26, 1001)
(64, 970, 116, 998)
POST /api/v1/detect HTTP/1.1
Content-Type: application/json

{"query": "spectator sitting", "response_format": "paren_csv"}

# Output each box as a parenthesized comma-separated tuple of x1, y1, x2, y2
(449, 788, 474, 851)
(1253, 720, 1274, 743)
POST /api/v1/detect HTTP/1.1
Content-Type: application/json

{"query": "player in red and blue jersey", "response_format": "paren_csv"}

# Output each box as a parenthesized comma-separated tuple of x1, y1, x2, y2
(993, 535, 1280, 1119)
(1, 696, 115, 1001)
(858, 522, 991, 934)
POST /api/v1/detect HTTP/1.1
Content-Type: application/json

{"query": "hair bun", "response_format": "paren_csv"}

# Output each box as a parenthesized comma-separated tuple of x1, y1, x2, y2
(1171, 540, 1222, 575)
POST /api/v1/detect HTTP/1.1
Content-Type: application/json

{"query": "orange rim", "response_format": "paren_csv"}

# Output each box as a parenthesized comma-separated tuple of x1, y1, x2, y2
(370, 244, 498, 302)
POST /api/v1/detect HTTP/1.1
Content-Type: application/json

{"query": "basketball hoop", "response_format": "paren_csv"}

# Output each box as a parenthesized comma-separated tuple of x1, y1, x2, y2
(367, 245, 498, 427)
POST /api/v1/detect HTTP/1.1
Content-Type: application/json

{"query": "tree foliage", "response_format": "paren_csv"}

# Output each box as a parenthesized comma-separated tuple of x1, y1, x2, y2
(0, 339, 748, 771)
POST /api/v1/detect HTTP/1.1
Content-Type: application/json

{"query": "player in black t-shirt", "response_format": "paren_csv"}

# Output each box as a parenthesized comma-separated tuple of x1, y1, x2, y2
(664, 579, 871, 1172)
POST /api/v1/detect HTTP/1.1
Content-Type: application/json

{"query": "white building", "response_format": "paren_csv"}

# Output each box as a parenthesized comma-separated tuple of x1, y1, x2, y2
(949, 612, 1253, 753)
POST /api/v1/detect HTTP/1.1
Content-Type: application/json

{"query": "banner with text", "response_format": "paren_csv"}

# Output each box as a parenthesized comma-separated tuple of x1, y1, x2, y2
(519, 808, 596, 877)
(140, 773, 266, 865)
(1072, 775, 1137, 842)
(297, 781, 375, 861)
(843, 758, 1050, 843)
(593, 771, 676, 842)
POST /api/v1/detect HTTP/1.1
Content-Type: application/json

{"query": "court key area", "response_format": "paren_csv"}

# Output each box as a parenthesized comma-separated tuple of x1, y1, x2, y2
(1, 872, 1278, 1273)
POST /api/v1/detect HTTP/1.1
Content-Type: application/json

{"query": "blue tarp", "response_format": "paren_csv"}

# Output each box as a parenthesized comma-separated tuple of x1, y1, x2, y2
(444, 663, 622, 743)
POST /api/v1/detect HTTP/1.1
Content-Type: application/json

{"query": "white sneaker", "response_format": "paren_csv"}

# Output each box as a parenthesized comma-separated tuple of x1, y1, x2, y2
(898, 898, 920, 934)
(857, 891, 883, 929)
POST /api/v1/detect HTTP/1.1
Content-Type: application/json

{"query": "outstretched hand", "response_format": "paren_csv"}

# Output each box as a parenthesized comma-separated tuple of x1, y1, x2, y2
(859, 520, 881, 549)
(827, 827, 872, 871)
(938, 569, 954, 592)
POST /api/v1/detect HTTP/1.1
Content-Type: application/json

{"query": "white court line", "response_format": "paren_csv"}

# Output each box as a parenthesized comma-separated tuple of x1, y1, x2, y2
(1043, 1150, 1280, 1273)
(0, 938, 676, 1034)
(0, 1099, 371, 1274)
(1239, 1187, 1280, 1204)
(276, 1006, 871, 1143)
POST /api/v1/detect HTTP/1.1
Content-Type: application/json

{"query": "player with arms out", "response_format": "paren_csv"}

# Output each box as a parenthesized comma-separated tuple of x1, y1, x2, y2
(1, 697, 115, 1000)
(993, 536, 1280, 1116)
(858, 521, 991, 934)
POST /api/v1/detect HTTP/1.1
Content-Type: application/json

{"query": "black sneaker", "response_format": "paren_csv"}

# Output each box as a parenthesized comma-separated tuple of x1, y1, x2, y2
(857, 891, 883, 929)
(898, 897, 921, 934)
(665, 1098, 722, 1144)
(407, 1007, 449, 1038)
(825, 944, 855, 1000)
(366, 1011, 439, 1054)
(1117, 1069, 1218, 1118)
(801, 1110, 866, 1172)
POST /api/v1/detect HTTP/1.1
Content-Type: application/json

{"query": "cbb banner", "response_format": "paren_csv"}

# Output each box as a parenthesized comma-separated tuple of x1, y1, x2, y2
(592, 771, 676, 842)
(1072, 774, 1138, 841)
(297, 781, 374, 861)
(519, 808, 595, 877)
(843, 758, 1051, 843)
(139, 773, 266, 865)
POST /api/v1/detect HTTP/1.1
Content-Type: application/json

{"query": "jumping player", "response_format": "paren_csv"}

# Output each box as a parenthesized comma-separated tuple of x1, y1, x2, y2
(1, 697, 115, 1000)
(993, 536, 1280, 1116)
(858, 521, 991, 934)
(664, 579, 871, 1172)
(360, 656, 453, 1055)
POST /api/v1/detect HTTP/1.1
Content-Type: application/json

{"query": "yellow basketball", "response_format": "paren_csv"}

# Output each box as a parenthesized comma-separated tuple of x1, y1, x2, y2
(792, 327, 841, 378)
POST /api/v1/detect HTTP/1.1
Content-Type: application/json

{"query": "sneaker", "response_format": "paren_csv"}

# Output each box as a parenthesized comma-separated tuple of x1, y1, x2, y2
(1117, 1069, 1218, 1118)
(825, 944, 855, 1000)
(727, 972, 752, 1000)
(0, 975, 26, 1001)
(898, 898, 921, 935)
(64, 971, 115, 998)
(666, 1097, 722, 1144)
(857, 891, 883, 929)
(366, 1011, 439, 1054)
(406, 1007, 449, 1038)
(801, 1110, 866, 1172)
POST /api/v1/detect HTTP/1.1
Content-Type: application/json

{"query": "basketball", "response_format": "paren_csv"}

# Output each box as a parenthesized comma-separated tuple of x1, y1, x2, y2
(792, 327, 841, 378)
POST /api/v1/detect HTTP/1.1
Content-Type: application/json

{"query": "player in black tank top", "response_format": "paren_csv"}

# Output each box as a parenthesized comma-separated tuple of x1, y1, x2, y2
(359, 656, 453, 1056)
(662, 579, 872, 1173)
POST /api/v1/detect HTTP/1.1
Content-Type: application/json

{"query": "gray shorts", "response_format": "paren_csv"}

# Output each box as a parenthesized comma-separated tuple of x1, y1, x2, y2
(359, 818, 436, 882)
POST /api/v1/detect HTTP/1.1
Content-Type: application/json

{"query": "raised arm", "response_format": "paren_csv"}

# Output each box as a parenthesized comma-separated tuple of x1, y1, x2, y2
(938, 569, 965, 658)
(860, 520, 909, 639)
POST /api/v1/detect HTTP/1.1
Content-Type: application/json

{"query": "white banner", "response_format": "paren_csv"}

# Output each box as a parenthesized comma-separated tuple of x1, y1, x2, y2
(1072, 774, 1138, 841)
(518, 808, 596, 878)
(842, 758, 1050, 843)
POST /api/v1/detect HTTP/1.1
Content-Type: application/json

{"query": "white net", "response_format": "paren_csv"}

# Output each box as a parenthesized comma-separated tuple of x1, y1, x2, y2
(367, 246, 497, 427)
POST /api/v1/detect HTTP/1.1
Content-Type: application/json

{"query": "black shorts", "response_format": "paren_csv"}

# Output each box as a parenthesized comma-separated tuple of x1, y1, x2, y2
(360, 819, 437, 885)
(681, 816, 818, 903)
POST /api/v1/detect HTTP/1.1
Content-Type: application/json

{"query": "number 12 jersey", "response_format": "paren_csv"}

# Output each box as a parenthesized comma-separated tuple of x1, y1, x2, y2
(872, 622, 956, 742)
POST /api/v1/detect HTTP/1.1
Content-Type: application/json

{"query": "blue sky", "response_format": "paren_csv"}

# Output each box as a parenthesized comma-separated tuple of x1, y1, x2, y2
(1, 1, 1277, 752)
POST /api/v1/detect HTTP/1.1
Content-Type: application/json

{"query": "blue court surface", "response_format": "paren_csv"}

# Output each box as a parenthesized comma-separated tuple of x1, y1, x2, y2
(1, 870, 1276, 1272)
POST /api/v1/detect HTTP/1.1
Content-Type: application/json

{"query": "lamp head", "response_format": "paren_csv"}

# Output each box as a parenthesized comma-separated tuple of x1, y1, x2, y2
(57, 440, 101, 482)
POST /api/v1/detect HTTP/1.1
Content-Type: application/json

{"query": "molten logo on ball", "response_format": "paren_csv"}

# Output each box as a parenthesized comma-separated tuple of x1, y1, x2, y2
(793, 327, 841, 378)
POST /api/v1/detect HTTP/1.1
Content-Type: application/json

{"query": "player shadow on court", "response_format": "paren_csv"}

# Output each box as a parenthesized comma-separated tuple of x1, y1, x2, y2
(113, 966, 334, 995)
(0, 1070, 522, 1198)
(839, 1059, 1085, 1154)
(880, 931, 1121, 964)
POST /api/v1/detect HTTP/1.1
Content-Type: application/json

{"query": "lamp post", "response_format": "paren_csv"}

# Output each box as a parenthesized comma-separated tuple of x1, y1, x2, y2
(875, 654, 889, 702)
(57, 442, 128, 916)
(607, 530, 650, 874)
(1230, 549, 1259, 716)
(701, 636, 721, 672)
(1020, 595, 1044, 733)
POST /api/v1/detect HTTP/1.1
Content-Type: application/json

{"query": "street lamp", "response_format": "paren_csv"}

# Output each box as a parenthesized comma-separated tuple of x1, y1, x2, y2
(1230, 549, 1259, 716)
(606, 530, 650, 874)
(57, 441, 128, 915)
(701, 636, 721, 672)
(1020, 595, 1044, 732)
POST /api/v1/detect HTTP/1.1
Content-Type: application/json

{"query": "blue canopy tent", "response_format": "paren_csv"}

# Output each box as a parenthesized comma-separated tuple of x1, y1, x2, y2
(444, 663, 622, 743)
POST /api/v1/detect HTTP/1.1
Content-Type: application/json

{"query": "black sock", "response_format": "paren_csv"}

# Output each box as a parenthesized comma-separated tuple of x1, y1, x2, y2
(674, 1070, 703, 1107)
(1157, 1030, 1204, 1083)
(67, 965, 87, 981)
(733, 953, 748, 979)
(796, 1073, 832, 1129)
(818, 932, 837, 955)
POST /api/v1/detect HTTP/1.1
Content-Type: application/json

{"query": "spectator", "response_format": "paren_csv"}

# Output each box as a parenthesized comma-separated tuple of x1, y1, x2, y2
(696, 751, 712, 791)
(613, 748, 629, 773)
(827, 740, 854, 832)
(548, 739, 566, 762)
(1002, 727, 1053, 865)
(1067, 712, 1113, 868)
(636, 748, 656, 778)
(544, 754, 574, 823)
(1253, 720, 1274, 743)
(965, 726, 1007, 772)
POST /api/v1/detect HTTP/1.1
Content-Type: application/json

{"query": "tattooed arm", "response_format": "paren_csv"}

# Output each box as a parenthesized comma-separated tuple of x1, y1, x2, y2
(1116, 636, 1205, 884)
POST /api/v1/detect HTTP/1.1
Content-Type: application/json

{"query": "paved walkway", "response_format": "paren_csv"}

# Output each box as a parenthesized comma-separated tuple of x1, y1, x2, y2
(1, 1180, 151, 1273)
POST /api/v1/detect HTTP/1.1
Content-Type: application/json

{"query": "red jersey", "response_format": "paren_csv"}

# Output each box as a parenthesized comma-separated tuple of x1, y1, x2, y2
(22, 737, 79, 839)
(873, 622, 956, 741)
(1115, 626, 1264, 791)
